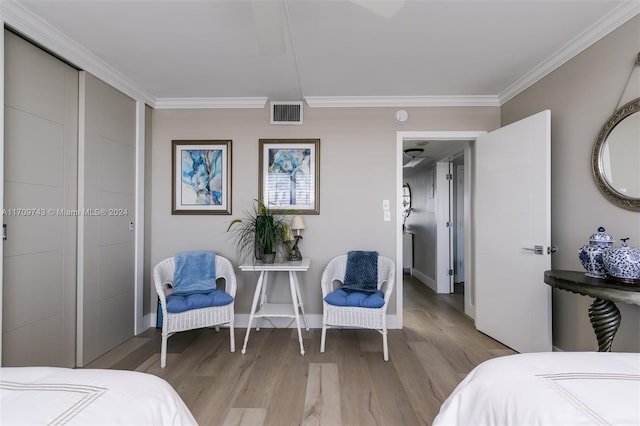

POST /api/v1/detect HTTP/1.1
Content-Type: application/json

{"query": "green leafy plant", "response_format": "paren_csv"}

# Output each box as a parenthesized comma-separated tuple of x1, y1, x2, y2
(227, 199, 291, 263)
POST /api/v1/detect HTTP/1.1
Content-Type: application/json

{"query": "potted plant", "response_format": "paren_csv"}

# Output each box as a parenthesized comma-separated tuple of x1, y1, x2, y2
(227, 199, 291, 264)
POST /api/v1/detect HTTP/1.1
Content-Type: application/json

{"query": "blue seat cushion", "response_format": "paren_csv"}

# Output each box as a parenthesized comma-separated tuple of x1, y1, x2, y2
(166, 289, 233, 313)
(324, 288, 385, 308)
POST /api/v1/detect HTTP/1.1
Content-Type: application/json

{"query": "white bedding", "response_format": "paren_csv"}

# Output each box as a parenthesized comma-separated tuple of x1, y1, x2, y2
(433, 352, 640, 426)
(0, 367, 197, 425)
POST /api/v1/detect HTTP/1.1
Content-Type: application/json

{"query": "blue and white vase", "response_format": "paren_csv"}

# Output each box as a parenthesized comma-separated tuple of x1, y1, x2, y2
(578, 227, 614, 278)
(603, 238, 640, 284)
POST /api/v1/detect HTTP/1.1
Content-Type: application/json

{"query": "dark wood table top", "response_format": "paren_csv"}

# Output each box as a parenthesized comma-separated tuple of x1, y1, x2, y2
(544, 270, 640, 306)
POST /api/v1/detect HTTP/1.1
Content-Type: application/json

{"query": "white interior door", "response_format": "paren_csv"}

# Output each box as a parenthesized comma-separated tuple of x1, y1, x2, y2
(474, 110, 552, 353)
(455, 164, 465, 284)
(447, 161, 454, 293)
(436, 161, 451, 293)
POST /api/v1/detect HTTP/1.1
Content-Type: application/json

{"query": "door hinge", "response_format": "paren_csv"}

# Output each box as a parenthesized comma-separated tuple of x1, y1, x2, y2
(448, 269, 454, 276)
(446, 173, 453, 180)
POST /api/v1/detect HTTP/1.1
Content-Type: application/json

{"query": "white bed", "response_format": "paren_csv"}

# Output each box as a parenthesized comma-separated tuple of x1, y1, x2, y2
(0, 367, 197, 425)
(433, 352, 640, 426)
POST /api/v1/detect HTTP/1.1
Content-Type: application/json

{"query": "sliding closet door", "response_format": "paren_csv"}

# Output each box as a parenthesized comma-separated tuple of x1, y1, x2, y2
(78, 72, 135, 366)
(2, 31, 78, 367)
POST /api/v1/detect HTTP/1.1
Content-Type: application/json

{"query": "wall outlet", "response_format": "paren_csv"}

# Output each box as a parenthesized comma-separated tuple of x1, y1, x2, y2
(383, 199, 390, 210)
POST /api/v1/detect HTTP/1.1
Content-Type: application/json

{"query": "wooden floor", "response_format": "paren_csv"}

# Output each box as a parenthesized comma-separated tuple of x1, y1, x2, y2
(85, 275, 516, 425)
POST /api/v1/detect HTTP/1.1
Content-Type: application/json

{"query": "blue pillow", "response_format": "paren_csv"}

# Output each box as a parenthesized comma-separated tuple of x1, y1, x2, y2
(166, 289, 233, 313)
(324, 288, 385, 308)
(173, 251, 216, 295)
(342, 250, 378, 293)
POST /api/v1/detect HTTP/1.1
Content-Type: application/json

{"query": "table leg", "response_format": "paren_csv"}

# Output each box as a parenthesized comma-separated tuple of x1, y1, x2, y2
(242, 270, 265, 355)
(289, 271, 305, 355)
(291, 271, 309, 331)
(256, 272, 270, 331)
(588, 298, 621, 352)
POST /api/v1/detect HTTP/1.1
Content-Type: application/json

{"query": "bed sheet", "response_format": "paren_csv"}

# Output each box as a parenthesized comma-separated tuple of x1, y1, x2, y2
(0, 367, 197, 425)
(433, 352, 640, 426)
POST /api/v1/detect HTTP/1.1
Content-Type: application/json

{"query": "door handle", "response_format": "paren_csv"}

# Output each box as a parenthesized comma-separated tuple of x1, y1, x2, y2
(522, 245, 544, 255)
(548, 246, 558, 254)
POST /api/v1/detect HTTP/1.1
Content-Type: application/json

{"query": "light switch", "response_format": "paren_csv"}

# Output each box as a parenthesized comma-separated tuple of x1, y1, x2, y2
(382, 199, 390, 210)
(384, 211, 391, 221)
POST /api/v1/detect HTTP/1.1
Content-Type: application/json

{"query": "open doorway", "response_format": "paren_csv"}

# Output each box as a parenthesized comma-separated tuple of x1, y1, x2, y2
(448, 155, 466, 304)
(397, 131, 485, 320)
(404, 144, 465, 298)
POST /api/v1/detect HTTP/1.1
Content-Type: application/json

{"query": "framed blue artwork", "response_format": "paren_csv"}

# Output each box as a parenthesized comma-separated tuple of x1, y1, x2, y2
(172, 140, 232, 215)
(259, 139, 320, 214)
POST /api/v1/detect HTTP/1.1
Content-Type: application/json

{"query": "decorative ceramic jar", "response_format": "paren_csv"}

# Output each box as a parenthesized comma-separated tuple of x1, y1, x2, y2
(603, 238, 640, 284)
(578, 227, 614, 278)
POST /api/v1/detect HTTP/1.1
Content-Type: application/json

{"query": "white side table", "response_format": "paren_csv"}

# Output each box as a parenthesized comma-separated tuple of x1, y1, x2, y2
(239, 258, 310, 355)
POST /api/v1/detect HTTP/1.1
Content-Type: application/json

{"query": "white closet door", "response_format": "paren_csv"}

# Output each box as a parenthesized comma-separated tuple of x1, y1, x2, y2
(78, 72, 136, 366)
(3, 31, 78, 367)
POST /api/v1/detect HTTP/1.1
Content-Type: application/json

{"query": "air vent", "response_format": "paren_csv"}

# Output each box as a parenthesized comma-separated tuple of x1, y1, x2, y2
(270, 101, 303, 125)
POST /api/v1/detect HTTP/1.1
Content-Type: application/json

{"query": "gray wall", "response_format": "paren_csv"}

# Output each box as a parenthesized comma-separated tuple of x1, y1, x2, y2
(148, 106, 499, 320)
(404, 164, 438, 288)
(501, 16, 640, 352)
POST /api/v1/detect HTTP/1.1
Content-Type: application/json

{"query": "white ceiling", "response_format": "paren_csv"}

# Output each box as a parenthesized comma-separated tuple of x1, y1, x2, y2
(4, 0, 639, 109)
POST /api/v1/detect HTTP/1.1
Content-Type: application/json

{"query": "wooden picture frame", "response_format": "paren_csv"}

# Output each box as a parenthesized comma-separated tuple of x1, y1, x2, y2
(259, 139, 320, 214)
(172, 140, 232, 215)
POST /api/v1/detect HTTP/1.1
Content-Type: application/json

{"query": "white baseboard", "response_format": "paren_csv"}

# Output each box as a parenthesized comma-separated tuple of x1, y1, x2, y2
(411, 269, 437, 292)
(142, 313, 155, 330)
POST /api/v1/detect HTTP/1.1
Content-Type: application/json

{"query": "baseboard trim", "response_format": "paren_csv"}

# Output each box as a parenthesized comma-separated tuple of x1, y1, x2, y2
(410, 269, 437, 293)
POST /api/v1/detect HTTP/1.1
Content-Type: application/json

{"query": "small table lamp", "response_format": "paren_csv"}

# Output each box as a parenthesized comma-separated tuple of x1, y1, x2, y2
(289, 215, 306, 261)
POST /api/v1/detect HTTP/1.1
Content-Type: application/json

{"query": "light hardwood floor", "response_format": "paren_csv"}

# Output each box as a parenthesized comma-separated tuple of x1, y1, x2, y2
(85, 276, 516, 425)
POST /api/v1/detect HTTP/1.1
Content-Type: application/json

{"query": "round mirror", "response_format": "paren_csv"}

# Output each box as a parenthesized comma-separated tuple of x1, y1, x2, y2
(402, 183, 412, 213)
(592, 98, 640, 211)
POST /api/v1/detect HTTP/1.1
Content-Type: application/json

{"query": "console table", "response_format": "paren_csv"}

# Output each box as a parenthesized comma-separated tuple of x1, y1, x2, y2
(239, 258, 310, 355)
(544, 270, 640, 351)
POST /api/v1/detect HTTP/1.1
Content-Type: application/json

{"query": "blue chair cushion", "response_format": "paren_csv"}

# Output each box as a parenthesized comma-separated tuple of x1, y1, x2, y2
(166, 289, 233, 313)
(324, 288, 385, 308)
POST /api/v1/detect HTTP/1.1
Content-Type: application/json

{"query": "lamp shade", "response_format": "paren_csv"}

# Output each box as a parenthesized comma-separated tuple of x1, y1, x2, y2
(291, 215, 306, 231)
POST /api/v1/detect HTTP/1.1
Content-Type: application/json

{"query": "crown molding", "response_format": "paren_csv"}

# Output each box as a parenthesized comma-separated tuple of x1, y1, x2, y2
(499, 1, 640, 105)
(304, 95, 500, 108)
(153, 97, 268, 109)
(1, 1, 155, 105)
(3, 0, 636, 110)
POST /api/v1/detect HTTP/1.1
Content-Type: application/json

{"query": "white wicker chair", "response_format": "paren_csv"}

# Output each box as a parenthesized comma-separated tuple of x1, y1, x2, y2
(153, 255, 237, 368)
(320, 254, 395, 361)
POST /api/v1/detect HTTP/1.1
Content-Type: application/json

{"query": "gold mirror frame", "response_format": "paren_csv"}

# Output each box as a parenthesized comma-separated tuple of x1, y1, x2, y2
(591, 97, 640, 211)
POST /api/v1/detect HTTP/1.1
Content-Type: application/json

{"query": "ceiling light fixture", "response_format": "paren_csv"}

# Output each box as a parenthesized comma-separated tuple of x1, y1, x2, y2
(403, 148, 424, 158)
(403, 148, 425, 168)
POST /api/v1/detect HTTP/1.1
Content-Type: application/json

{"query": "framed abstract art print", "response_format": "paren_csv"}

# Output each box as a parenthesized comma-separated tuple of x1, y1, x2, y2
(172, 140, 231, 215)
